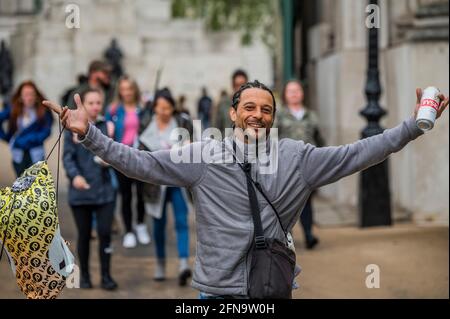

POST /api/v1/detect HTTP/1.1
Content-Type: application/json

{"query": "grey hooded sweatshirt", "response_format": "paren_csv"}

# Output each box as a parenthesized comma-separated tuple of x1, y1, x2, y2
(79, 116, 423, 296)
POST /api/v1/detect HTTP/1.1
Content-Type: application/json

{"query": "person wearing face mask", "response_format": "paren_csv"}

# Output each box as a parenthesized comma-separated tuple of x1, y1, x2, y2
(0, 80, 53, 177)
(275, 80, 325, 249)
(66, 60, 113, 113)
(138, 87, 193, 286)
(63, 88, 118, 290)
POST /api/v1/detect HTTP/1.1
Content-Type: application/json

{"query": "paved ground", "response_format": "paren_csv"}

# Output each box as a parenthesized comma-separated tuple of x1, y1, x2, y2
(0, 137, 448, 299)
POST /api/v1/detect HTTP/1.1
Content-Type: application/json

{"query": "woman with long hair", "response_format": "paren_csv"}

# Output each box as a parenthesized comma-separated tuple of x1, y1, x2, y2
(0, 80, 53, 176)
(139, 87, 193, 286)
(105, 75, 151, 248)
(276, 79, 325, 249)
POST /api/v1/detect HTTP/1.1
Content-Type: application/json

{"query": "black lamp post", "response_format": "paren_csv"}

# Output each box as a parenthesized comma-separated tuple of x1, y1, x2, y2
(359, 0, 392, 227)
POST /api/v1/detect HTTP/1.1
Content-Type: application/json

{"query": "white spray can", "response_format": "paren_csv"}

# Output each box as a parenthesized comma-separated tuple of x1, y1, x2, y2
(416, 86, 441, 132)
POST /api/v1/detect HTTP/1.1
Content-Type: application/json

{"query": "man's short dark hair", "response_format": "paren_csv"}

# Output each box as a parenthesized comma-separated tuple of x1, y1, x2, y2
(232, 69, 248, 83)
(231, 80, 276, 115)
(88, 60, 112, 75)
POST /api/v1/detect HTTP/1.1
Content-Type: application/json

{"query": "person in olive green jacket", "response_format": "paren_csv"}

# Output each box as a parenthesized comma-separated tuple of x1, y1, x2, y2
(276, 80, 325, 249)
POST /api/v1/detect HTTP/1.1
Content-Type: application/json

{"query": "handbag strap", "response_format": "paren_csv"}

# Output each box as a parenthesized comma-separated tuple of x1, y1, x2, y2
(229, 140, 288, 247)
(242, 163, 267, 250)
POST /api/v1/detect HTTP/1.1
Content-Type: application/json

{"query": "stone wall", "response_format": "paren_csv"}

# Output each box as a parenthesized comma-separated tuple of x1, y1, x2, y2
(1, 0, 274, 116)
(309, 0, 449, 225)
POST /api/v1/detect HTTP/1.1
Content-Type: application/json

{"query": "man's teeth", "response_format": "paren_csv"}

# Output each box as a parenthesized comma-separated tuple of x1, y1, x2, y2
(248, 123, 264, 128)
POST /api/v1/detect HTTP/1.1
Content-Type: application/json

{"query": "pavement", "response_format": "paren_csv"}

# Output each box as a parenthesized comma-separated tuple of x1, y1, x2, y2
(0, 136, 448, 299)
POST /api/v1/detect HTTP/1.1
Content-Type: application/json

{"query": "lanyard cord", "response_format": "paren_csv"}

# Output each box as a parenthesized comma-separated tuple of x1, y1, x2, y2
(0, 119, 65, 263)
(51, 120, 64, 217)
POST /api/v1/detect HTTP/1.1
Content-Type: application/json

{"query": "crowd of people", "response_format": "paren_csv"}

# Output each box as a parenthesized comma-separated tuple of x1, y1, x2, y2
(0, 59, 325, 292)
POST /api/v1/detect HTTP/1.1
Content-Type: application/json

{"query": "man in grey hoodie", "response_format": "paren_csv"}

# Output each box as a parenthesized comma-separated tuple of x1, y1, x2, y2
(44, 81, 448, 298)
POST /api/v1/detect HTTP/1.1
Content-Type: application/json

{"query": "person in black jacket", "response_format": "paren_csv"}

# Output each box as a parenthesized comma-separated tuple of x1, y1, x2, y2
(63, 88, 118, 290)
(197, 87, 212, 129)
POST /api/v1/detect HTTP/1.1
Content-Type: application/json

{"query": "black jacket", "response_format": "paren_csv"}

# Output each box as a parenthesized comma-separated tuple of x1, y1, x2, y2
(63, 119, 116, 206)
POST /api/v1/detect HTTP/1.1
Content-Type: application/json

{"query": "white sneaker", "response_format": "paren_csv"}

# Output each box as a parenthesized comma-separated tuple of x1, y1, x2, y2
(135, 224, 151, 245)
(122, 232, 137, 248)
(154, 259, 166, 281)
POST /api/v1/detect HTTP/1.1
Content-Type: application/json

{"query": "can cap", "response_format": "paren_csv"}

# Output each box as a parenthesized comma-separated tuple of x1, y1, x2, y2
(416, 118, 434, 131)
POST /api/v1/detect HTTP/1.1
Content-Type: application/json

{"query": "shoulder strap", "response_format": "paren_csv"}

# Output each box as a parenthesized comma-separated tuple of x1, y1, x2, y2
(230, 141, 288, 242)
(242, 163, 267, 249)
(238, 162, 288, 240)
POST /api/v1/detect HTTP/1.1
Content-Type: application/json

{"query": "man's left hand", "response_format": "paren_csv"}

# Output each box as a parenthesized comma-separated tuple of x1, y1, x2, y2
(414, 88, 449, 120)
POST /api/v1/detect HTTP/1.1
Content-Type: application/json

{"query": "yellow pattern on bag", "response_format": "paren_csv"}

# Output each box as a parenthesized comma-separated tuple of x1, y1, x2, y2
(0, 161, 72, 299)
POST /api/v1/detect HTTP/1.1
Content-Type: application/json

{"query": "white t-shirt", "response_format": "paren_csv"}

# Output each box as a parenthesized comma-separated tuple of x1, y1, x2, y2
(289, 108, 305, 121)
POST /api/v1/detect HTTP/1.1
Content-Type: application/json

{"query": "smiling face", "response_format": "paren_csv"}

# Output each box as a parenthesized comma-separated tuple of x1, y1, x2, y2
(229, 88, 275, 141)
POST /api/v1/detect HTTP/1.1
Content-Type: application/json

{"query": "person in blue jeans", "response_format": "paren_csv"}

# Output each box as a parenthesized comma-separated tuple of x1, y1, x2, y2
(138, 87, 193, 286)
(0, 81, 53, 176)
(154, 187, 190, 284)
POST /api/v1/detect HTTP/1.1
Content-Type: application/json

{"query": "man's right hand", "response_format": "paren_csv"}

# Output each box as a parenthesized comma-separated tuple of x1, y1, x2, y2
(72, 175, 91, 190)
(43, 93, 89, 136)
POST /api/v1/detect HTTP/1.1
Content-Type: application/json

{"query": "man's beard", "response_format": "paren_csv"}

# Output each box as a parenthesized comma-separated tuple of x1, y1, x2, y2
(233, 125, 271, 143)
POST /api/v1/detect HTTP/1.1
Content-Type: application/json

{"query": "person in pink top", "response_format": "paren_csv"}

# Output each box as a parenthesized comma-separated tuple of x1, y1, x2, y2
(106, 76, 151, 248)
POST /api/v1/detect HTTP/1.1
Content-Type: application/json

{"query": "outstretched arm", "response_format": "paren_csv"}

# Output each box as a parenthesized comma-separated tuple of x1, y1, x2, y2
(302, 117, 421, 189)
(43, 94, 205, 187)
(79, 123, 204, 187)
(301, 89, 448, 190)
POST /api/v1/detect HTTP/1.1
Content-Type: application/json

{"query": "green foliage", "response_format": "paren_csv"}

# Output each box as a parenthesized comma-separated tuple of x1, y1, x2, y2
(171, 0, 276, 46)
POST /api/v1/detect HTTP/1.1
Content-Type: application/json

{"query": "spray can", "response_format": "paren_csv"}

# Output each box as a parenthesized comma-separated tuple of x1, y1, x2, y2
(416, 86, 441, 132)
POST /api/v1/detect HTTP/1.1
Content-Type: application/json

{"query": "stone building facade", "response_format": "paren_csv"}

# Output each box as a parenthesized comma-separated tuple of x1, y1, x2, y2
(1, 0, 448, 225)
(296, 0, 449, 225)
(0, 0, 273, 114)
